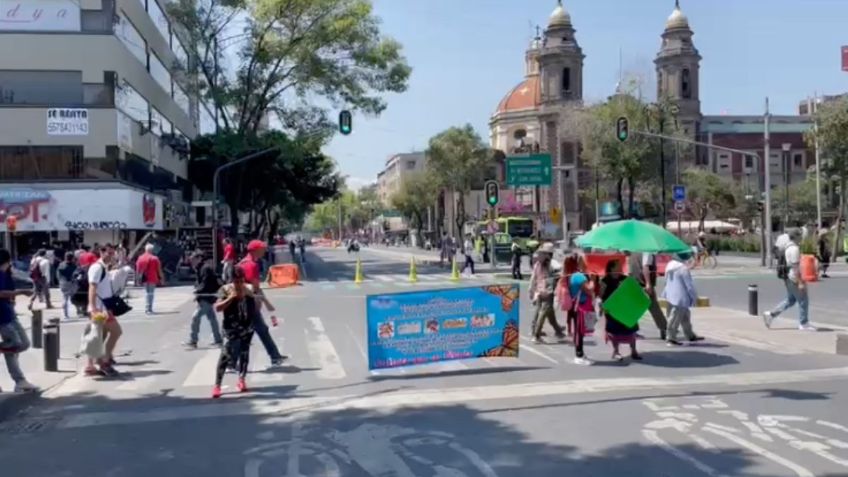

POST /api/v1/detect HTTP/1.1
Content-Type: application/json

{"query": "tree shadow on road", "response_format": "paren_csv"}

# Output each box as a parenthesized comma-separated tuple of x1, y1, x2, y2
(628, 350, 738, 368)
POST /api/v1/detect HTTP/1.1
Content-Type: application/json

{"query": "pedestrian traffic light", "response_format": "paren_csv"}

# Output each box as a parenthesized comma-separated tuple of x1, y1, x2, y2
(339, 110, 352, 135)
(616, 116, 629, 142)
(485, 181, 499, 207)
(757, 201, 764, 213)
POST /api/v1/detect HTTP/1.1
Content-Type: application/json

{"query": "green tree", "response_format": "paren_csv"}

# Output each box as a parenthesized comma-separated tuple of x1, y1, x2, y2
(427, 125, 493, 234)
(168, 0, 411, 136)
(390, 173, 437, 246)
(806, 97, 848, 257)
(681, 168, 736, 231)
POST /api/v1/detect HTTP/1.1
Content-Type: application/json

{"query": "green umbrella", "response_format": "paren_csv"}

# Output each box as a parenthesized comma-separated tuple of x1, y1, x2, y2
(575, 220, 691, 254)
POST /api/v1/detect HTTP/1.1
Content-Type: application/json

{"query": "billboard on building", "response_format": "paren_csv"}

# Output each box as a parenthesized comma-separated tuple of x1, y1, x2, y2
(0, 187, 163, 232)
(47, 108, 88, 136)
(0, 1, 81, 32)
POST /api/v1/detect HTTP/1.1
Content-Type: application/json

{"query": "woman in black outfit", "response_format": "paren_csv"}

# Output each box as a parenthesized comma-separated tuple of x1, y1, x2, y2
(212, 266, 256, 398)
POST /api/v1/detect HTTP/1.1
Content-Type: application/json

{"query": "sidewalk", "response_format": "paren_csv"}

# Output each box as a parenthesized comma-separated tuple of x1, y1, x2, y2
(0, 285, 195, 421)
(693, 305, 848, 356)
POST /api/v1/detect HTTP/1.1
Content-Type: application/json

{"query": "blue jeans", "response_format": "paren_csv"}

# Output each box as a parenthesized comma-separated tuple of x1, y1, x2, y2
(189, 301, 222, 344)
(254, 311, 282, 361)
(0, 319, 30, 383)
(62, 291, 74, 319)
(145, 284, 156, 313)
(771, 279, 809, 325)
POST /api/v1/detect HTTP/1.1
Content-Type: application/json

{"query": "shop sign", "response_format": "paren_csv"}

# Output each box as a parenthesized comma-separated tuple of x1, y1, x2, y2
(0, 1, 81, 32)
(47, 108, 89, 136)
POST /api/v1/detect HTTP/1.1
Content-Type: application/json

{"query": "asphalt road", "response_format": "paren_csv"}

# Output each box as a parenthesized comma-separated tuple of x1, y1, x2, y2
(3, 247, 848, 476)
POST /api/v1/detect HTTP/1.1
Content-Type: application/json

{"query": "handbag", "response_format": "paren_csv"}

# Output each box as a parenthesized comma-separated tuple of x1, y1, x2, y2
(96, 266, 132, 317)
(80, 322, 105, 359)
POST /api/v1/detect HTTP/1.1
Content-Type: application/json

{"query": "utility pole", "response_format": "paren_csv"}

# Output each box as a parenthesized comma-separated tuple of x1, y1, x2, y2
(814, 92, 823, 230)
(764, 97, 773, 268)
(660, 116, 667, 228)
(337, 200, 343, 240)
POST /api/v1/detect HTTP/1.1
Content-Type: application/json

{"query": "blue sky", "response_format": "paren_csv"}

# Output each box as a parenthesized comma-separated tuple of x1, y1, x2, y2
(323, 0, 848, 189)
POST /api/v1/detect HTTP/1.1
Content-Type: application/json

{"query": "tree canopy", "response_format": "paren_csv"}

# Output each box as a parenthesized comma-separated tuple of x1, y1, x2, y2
(390, 172, 438, 242)
(681, 168, 736, 230)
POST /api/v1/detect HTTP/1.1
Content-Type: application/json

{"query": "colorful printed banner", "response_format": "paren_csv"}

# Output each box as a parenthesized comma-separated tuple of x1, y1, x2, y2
(366, 285, 520, 370)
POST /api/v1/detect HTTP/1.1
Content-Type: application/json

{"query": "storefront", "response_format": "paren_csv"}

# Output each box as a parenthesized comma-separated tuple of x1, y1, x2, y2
(0, 183, 165, 253)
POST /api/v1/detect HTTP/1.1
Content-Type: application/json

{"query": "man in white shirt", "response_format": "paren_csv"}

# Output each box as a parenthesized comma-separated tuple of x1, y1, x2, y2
(27, 249, 52, 310)
(85, 244, 123, 377)
(627, 251, 668, 340)
(763, 229, 814, 331)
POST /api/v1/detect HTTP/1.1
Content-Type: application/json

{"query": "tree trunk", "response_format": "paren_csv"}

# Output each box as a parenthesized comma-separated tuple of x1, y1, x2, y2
(616, 179, 624, 219)
(627, 177, 636, 219)
(228, 202, 240, 238)
(455, 190, 466, 238)
(413, 211, 424, 248)
(832, 176, 847, 260)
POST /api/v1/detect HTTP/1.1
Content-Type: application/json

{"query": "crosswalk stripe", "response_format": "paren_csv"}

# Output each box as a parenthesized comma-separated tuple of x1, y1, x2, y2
(304, 317, 346, 379)
(375, 275, 394, 282)
(183, 349, 221, 387)
(519, 337, 560, 364)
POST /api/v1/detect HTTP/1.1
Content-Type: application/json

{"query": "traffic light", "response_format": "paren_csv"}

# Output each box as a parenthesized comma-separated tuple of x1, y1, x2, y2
(339, 110, 352, 135)
(757, 201, 764, 213)
(616, 116, 629, 142)
(485, 181, 499, 207)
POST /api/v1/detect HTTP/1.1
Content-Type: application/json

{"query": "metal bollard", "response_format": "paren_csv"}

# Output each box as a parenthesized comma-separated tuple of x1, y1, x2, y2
(748, 284, 758, 316)
(43, 322, 59, 372)
(48, 318, 60, 353)
(31, 309, 43, 349)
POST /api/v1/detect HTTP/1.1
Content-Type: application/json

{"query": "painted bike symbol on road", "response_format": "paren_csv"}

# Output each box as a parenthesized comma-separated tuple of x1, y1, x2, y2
(642, 396, 848, 477)
(244, 421, 499, 477)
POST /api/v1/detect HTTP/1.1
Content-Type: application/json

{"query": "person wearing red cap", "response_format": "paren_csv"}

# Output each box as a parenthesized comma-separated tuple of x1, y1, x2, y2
(238, 240, 285, 367)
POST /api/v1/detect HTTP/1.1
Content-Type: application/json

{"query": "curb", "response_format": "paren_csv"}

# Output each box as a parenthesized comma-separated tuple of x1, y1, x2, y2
(0, 370, 75, 423)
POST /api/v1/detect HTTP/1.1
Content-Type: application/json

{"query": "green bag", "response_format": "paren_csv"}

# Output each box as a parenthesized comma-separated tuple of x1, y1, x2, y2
(601, 276, 650, 328)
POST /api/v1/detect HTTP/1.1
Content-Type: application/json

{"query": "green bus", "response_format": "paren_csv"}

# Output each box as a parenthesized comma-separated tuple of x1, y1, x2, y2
(477, 216, 539, 257)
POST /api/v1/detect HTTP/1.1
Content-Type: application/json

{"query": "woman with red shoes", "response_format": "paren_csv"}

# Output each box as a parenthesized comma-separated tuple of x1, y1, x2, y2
(212, 266, 256, 398)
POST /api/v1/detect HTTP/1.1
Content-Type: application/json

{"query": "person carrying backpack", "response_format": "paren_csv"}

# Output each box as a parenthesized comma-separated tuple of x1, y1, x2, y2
(57, 252, 78, 320)
(763, 229, 815, 331)
(27, 249, 52, 310)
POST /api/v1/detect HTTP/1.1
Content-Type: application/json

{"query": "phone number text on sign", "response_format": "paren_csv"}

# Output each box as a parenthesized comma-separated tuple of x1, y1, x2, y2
(47, 108, 89, 136)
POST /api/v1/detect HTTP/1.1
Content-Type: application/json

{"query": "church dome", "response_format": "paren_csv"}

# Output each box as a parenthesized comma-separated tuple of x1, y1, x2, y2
(548, 1, 571, 27)
(666, 1, 689, 29)
(495, 77, 541, 114)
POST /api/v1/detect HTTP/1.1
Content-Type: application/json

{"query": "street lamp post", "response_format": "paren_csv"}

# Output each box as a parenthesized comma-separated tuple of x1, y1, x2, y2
(211, 147, 279, 265)
(782, 143, 792, 231)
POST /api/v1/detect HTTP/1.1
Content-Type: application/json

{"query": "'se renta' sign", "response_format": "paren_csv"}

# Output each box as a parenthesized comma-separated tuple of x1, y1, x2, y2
(47, 108, 89, 136)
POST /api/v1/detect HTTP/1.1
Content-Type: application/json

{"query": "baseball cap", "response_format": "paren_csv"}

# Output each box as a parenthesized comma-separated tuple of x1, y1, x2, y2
(247, 240, 267, 252)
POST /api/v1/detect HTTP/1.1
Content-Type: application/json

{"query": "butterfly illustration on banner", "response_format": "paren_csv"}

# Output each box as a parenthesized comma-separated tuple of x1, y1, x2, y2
(483, 285, 520, 312)
(478, 320, 519, 358)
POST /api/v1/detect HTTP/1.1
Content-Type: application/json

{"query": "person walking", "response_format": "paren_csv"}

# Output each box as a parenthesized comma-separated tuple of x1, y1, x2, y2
(85, 244, 122, 377)
(56, 252, 78, 321)
(135, 244, 164, 315)
(184, 252, 223, 348)
(601, 259, 641, 361)
(0, 249, 39, 393)
(764, 229, 815, 331)
(239, 240, 285, 367)
(461, 234, 475, 276)
(568, 254, 596, 365)
(510, 239, 523, 280)
(817, 229, 831, 279)
(297, 237, 306, 263)
(627, 251, 668, 340)
(222, 238, 236, 283)
(529, 243, 565, 343)
(662, 251, 705, 346)
(289, 239, 297, 263)
(212, 266, 256, 398)
(27, 249, 52, 310)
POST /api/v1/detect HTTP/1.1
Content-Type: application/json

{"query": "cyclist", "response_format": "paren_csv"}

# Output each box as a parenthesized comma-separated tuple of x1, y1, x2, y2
(693, 231, 708, 264)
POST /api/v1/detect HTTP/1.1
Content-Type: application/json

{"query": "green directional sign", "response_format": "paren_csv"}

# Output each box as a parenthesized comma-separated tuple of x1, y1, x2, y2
(506, 153, 552, 187)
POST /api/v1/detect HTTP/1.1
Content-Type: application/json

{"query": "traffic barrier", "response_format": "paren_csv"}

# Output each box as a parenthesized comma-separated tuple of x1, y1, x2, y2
(408, 257, 418, 283)
(450, 259, 460, 282)
(583, 253, 629, 276)
(658, 297, 711, 308)
(801, 254, 818, 282)
(267, 264, 299, 288)
(748, 284, 758, 316)
(354, 258, 364, 284)
(43, 319, 60, 372)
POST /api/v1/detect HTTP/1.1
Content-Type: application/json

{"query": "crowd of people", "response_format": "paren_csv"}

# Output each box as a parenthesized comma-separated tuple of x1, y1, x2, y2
(528, 243, 704, 365)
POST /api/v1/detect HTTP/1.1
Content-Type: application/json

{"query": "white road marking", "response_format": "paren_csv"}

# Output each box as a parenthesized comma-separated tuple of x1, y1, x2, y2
(305, 317, 346, 380)
(703, 426, 815, 477)
(375, 275, 394, 282)
(642, 429, 729, 477)
(182, 349, 221, 387)
(56, 366, 848, 429)
(518, 337, 559, 364)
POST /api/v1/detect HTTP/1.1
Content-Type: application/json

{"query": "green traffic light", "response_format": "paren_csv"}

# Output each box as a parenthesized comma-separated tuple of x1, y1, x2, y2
(618, 130, 628, 141)
(339, 110, 352, 135)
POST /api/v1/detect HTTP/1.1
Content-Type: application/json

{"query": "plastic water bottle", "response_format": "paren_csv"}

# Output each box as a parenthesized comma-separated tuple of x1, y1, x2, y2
(270, 315, 279, 327)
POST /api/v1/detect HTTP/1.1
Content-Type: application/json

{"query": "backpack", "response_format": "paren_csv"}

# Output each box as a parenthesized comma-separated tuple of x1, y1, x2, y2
(556, 275, 573, 311)
(775, 246, 789, 280)
(29, 259, 42, 281)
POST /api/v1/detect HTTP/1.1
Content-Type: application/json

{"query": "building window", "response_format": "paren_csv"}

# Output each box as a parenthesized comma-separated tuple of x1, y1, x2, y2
(657, 71, 663, 98)
(405, 161, 416, 170)
(681, 68, 691, 99)
(151, 107, 173, 136)
(561, 67, 571, 93)
(116, 13, 147, 66)
(150, 53, 172, 95)
(744, 155, 754, 170)
(200, 102, 217, 135)
(0, 70, 84, 105)
(793, 153, 804, 168)
(148, 0, 171, 45)
(115, 81, 149, 123)
(0, 146, 83, 180)
(173, 35, 188, 69)
(173, 81, 190, 116)
(717, 153, 731, 171)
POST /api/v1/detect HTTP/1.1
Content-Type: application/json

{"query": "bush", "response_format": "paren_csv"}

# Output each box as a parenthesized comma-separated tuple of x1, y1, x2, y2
(707, 235, 761, 253)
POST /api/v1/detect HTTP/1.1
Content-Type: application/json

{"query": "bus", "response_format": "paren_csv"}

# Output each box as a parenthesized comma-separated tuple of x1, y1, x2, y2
(476, 216, 539, 257)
